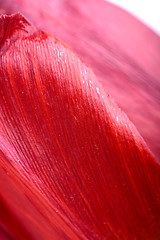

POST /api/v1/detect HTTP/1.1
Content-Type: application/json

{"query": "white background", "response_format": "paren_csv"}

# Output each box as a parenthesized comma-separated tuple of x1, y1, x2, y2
(106, 0, 160, 35)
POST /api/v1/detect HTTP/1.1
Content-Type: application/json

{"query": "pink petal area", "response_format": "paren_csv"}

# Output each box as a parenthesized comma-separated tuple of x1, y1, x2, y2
(0, 14, 160, 239)
(0, 0, 159, 160)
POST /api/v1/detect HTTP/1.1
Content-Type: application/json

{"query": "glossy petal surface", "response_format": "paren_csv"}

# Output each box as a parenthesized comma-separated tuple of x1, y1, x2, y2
(0, 14, 160, 240)
(0, 0, 160, 160)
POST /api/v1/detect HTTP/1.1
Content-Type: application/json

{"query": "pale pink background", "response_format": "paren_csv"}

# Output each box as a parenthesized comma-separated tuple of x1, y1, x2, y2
(106, 0, 160, 35)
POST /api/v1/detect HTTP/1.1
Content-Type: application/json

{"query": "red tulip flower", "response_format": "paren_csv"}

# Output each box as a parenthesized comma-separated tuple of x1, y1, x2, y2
(0, 1, 160, 240)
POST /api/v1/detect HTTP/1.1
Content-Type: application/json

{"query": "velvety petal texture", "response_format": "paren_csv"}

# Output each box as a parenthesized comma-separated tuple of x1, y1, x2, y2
(0, 14, 160, 240)
(0, 0, 160, 160)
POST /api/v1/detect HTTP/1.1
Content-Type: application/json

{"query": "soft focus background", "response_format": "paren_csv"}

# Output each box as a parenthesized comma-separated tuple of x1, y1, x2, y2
(106, 0, 160, 35)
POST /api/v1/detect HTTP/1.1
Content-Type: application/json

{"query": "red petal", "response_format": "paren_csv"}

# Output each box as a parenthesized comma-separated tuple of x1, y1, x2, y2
(0, 0, 159, 160)
(0, 152, 82, 240)
(0, 13, 160, 239)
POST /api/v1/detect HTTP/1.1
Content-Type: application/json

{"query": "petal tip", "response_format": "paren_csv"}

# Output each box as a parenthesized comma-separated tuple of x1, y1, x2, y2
(0, 13, 35, 51)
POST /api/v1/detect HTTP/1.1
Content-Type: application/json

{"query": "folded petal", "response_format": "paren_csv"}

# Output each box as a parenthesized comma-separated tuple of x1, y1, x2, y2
(0, 0, 159, 160)
(0, 13, 160, 239)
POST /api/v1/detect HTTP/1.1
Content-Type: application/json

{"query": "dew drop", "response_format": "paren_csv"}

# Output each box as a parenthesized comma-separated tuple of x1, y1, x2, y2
(96, 87, 100, 94)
